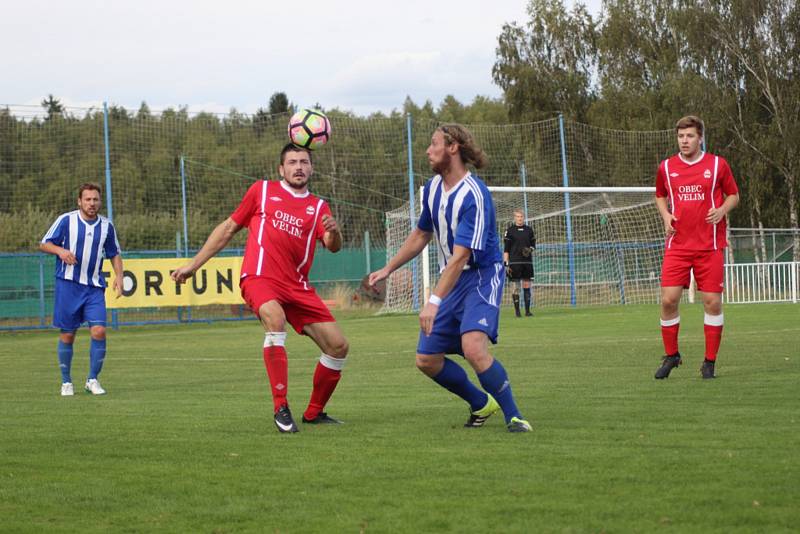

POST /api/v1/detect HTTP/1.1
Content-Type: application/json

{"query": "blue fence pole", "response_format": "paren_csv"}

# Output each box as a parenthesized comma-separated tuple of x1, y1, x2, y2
(406, 114, 419, 311)
(180, 156, 190, 258)
(103, 101, 120, 329)
(180, 156, 191, 321)
(176, 231, 183, 322)
(102, 102, 114, 221)
(558, 114, 577, 307)
(38, 255, 46, 326)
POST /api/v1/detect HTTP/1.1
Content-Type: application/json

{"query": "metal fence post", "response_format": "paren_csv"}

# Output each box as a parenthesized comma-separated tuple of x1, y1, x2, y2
(180, 156, 191, 321)
(558, 114, 577, 306)
(103, 101, 119, 329)
(103, 102, 114, 221)
(406, 114, 419, 311)
(38, 255, 46, 327)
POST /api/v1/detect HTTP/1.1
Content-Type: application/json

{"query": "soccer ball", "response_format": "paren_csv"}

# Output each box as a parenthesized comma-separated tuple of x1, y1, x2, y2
(288, 109, 331, 150)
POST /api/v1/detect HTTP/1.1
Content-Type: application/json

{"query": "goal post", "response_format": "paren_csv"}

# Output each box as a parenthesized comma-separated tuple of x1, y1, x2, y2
(380, 186, 660, 313)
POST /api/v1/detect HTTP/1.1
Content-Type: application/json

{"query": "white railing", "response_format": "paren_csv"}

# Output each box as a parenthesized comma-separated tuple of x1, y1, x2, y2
(724, 262, 799, 304)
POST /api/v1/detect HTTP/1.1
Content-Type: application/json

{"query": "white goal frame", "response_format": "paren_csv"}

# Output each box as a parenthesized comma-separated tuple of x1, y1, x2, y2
(420, 186, 656, 306)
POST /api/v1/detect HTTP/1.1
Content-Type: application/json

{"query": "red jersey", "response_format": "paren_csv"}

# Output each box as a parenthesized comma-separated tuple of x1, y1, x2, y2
(655, 152, 739, 251)
(230, 180, 331, 288)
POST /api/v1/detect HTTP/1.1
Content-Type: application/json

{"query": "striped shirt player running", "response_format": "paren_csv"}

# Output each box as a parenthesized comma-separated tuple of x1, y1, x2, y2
(369, 124, 532, 432)
(40, 183, 124, 397)
(654, 115, 739, 380)
(172, 144, 348, 433)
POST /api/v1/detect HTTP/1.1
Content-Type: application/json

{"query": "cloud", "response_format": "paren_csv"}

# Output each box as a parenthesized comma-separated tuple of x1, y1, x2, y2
(320, 49, 500, 114)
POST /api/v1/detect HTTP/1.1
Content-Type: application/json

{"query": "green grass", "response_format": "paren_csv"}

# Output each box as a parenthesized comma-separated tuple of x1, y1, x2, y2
(1, 303, 799, 533)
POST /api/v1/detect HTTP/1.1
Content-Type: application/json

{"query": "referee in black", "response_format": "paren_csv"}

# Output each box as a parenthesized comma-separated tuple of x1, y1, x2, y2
(503, 209, 536, 317)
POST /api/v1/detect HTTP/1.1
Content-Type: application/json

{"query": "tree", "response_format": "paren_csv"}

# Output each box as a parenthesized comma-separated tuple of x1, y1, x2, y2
(691, 0, 800, 259)
(137, 101, 151, 120)
(590, 0, 717, 130)
(268, 92, 290, 115)
(492, 0, 598, 121)
(41, 94, 64, 120)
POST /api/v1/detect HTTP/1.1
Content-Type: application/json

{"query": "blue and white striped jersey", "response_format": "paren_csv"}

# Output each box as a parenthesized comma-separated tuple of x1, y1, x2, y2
(41, 210, 121, 288)
(418, 172, 502, 272)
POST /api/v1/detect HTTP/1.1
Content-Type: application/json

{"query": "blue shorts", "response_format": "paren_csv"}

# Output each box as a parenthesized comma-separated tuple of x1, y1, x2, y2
(53, 278, 107, 331)
(417, 263, 505, 356)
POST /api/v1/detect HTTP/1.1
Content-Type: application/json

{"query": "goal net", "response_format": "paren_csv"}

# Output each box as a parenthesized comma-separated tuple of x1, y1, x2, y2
(380, 186, 662, 312)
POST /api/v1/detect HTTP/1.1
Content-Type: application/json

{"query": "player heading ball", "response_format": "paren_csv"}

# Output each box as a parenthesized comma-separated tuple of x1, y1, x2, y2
(172, 143, 348, 433)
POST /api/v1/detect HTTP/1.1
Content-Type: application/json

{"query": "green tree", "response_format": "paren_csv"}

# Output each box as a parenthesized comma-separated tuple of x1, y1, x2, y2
(268, 92, 290, 115)
(40, 94, 64, 120)
(492, 0, 597, 121)
(691, 0, 800, 259)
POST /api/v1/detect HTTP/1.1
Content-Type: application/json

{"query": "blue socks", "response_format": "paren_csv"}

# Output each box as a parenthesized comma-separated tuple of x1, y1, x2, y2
(88, 338, 106, 380)
(478, 359, 522, 423)
(57, 340, 73, 383)
(431, 357, 488, 412)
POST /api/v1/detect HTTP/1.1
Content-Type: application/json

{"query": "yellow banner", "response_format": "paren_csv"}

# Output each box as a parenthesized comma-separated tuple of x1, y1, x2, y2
(103, 257, 244, 308)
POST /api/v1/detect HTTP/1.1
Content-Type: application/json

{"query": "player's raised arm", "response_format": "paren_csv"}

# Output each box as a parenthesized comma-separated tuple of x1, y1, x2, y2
(171, 217, 242, 283)
(368, 228, 432, 287)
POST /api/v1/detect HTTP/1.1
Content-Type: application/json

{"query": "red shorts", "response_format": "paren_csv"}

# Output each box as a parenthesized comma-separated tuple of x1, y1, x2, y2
(661, 249, 725, 292)
(240, 276, 335, 334)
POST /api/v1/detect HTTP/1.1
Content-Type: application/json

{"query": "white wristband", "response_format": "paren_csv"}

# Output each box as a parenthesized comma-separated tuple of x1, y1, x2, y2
(429, 294, 442, 306)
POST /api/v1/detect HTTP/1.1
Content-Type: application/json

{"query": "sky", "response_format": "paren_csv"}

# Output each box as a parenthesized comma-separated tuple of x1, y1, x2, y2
(1, 0, 601, 116)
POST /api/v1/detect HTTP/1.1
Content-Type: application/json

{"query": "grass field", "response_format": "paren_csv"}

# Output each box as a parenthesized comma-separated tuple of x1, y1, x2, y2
(1, 303, 799, 533)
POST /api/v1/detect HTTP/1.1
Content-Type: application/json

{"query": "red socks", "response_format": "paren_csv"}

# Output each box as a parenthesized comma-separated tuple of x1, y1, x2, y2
(263, 332, 288, 412)
(304, 354, 346, 421)
(660, 316, 680, 355)
(264, 345, 288, 412)
(660, 314, 724, 361)
(704, 313, 724, 361)
(263, 332, 346, 418)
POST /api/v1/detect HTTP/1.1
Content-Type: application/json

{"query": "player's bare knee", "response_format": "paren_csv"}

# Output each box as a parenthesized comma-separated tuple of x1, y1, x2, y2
(258, 303, 286, 332)
(703, 297, 722, 315)
(661, 293, 680, 314)
(661, 302, 679, 317)
(90, 326, 106, 340)
(415, 354, 442, 376)
(329, 337, 349, 358)
(464, 350, 493, 373)
(59, 332, 76, 344)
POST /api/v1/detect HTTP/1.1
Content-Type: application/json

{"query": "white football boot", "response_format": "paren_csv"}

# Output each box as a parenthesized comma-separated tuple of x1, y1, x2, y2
(84, 378, 106, 395)
(61, 382, 74, 396)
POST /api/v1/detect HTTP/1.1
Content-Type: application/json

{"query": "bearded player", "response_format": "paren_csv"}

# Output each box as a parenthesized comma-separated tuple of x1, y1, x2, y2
(654, 115, 739, 380)
(172, 144, 348, 432)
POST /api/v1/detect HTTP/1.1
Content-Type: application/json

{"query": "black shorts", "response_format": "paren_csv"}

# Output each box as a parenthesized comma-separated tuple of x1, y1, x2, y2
(508, 262, 533, 280)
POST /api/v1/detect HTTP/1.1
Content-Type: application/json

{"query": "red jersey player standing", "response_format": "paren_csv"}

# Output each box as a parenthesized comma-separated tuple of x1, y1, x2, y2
(654, 115, 739, 380)
(172, 144, 348, 432)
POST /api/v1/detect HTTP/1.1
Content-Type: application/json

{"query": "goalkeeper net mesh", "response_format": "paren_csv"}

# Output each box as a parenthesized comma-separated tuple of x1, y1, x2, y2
(381, 186, 661, 312)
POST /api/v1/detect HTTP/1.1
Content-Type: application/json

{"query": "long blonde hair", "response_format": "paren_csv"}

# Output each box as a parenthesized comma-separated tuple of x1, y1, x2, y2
(438, 124, 488, 169)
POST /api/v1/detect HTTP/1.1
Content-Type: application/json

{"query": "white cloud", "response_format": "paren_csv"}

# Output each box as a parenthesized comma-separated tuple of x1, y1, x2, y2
(0, 0, 601, 116)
